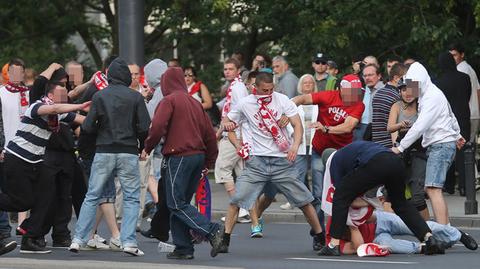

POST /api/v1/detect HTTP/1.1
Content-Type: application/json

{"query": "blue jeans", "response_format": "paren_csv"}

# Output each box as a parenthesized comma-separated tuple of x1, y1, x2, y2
(0, 211, 11, 239)
(164, 154, 218, 255)
(353, 123, 369, 141)
(425, 141, 456, 188)
(311, 150, 325, 230)
(78, 157, 116, 203)
(73, 153, 140, 248)
(374, 211, 460, 254)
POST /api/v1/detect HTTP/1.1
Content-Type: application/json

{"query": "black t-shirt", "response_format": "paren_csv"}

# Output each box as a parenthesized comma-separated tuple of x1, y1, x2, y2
(77, 84, 99, 160)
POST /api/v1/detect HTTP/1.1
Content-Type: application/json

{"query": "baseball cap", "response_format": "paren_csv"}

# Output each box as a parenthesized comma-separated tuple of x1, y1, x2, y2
(327, 60, 338, 69)
(340, 74, 362, 89)
(397, 77, 407, 89)
(312, 53, 328, 63)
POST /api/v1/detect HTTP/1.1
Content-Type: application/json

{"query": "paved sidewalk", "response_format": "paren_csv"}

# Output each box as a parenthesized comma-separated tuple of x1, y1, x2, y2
(209, 178, 480, 227)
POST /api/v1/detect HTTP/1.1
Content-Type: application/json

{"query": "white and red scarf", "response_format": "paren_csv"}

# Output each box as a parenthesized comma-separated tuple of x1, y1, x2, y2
(5, 82, 29, 107)
(257, 95, 290, 152)
(222, 75, 242, 118)
(41, 96, 60, 133)
(94, 71, 108, 90)
(237, 142, 251, 160)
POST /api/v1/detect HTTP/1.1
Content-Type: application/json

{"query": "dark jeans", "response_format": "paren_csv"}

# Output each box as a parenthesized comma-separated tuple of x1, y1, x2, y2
(71, 160, 87, 218)
(150, 175, 171, 242)
(0, 154, 44, 238)
(0, 163, 12, 239)
(164, 154, 218, 255)
(330, 152, 431, 241)
(25, 150, 76, 241)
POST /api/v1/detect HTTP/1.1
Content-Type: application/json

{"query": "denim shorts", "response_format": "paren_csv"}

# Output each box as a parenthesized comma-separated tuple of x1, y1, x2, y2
(231, 156, 314, 210)
(425, 141, 456, 188)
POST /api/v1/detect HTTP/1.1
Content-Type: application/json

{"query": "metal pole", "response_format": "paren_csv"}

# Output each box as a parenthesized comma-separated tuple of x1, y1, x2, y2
(118, 0, 145, 66)
(464, 142, 478, 214)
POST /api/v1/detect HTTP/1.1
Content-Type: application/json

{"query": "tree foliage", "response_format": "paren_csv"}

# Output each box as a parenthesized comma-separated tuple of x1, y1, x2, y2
(1, 0, 480, 92)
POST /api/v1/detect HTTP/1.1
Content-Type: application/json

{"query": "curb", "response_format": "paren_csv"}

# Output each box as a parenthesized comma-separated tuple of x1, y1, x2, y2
(212, 210, 480, 228)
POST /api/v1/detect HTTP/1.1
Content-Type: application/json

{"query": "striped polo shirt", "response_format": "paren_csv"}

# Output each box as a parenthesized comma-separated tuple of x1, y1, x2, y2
(5, 101, 76, 163)
(371, 84, 400, 147)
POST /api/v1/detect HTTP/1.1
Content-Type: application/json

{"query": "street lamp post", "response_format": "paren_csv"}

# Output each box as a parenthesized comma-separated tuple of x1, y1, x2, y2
(118, 0, 144, 66)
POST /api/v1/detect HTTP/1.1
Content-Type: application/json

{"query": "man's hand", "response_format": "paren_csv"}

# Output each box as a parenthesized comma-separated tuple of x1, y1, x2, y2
(49, 63, 63, 71)
(456, 137, 466, 149)
(391, 147, 401, 154)
(308, 121, 325, 131)
(222, 122, 237, 132)
(278, 114, 290, 128)
(79, 101, 92, 112)
(286, 144, 299, 163)
(139, 149, 148, 161)
(201, 167, 209, 177)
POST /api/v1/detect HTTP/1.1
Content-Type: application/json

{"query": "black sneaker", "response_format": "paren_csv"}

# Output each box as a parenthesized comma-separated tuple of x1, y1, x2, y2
(313, 233, 325, 251)
(52, 238, 72, 248)
(166, 251, 194, 260)
(459, 231, 478, 250)
(140, 229, 160, 240)
(0, 238, 17, 256)
(35, 237, 47, 248)
(424, 235, 445, 255)
(317, 245, 341, 256)
(209, 223, 226, 257)
(20, 237, 51, 254)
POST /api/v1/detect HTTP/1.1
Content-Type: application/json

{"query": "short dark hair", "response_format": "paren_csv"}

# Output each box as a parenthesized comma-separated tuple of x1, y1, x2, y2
(103, 55, 118, 72)
(168, 58, 180, 67)
(389, 63, 408, 81)
(184, 66, 197, 77)
(386, 56, 401, 63)
(255, 72, 274, 86)
(45, 81, 66, 95)
(247, 71, 258, 82)
(224, 58, 241, 69)
(8, 58, 25, 69)
(449, 42, 465, 54)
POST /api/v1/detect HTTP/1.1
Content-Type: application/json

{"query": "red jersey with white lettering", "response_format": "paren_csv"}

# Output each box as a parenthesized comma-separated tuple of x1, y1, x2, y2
(311, 91, 364, 154)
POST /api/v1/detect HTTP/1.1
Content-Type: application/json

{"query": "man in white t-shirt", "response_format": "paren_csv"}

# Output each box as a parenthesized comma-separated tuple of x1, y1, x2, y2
(210, 72, 324, 257)
(449, 43, 480, 142)
(215, 58, 251, 223)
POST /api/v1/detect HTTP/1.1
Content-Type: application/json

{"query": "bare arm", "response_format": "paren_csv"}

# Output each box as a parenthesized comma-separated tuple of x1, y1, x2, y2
(227, 131, 241, 150)
(292, 94, 313, 106)
(287, 114, 303, 162)
(40, 63, 63, 80)
(327, 116, 359, 134)
(68, 80, 93, 100)
(36, 101, 91, 116)
(72, 114, 86, 125)
(200, 84, 213, 110)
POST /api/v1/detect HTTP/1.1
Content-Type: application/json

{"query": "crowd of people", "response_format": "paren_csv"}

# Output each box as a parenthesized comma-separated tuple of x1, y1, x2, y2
(0, 43, 479, 259)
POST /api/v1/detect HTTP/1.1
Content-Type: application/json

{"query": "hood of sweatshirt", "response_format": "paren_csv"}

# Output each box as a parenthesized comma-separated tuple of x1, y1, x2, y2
(144, 59, 167, 119)
(438, 51, 457, 72)
(404, 62, 432, 98)
(106, 57, 132, 86)
(160, 67, 187, 96)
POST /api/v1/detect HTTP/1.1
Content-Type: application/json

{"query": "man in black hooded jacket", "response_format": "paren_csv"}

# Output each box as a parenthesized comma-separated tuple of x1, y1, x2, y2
(435, 51, 472, 195)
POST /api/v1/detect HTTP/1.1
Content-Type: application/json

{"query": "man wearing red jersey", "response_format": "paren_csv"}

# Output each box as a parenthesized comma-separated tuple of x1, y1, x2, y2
(292, 74, 365, 235)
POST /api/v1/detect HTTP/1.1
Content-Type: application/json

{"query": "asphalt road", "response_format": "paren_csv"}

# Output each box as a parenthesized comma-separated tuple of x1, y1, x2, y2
(1, 222, 479, 269)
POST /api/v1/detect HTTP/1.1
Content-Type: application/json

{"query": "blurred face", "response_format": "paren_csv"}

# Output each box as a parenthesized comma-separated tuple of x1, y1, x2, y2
(326, 66, 338, 77)
(168, 60, 179, 67)
(184, 68, 195, 86)
(403, 79, 419, 102)
(256, 81, 274, 95)
(272, 60, 287, 75)
(66, 63, 84, 86)
(8, 64, 25, 84)
(128, 64, 140, 89)
(340, 87, 363, 106)
(386, 60, 399, 75)
(252, 55, 265, 70)
(301, 76, 315, 94)
(362, 65, 381, 88)
(224, 63, 239, 81)
(48, 86, 68, 103)
(449, 50, 464, 65)
(312, 60, 328, 74)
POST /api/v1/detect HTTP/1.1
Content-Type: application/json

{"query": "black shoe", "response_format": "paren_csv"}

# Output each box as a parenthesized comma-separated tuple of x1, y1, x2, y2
(35, 237, 47, 248)
(0, 238, 17, 256)
(52, 238, 72, 248)
(20, 237, 51, 254)
(459, 188, 466, 197)
(140, 229, 161, 241)
(313, 233, 325, 251)
(317, 245, 341, 256)
(210, 223, 226, 257)
(166, 251, 194, 260)
(460, 231, 478, 250)
(424, 235, 446, 255)
(143, 202, 156, 218)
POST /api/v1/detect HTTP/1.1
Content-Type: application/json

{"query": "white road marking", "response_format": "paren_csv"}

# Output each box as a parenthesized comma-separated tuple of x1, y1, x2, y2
(287, 257, 417, 264)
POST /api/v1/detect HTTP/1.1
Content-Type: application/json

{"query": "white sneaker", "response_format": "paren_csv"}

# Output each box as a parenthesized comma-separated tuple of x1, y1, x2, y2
(87, 234, 110, 250)
(157, 241, 175, 253)
(109, 237, 122, 251)
(280, 202, 293, 210)
(68, 242, 80, 253)
(124, 246, 144, 256)
(220, 216, 226, 222)
(237, 208, 251, 223)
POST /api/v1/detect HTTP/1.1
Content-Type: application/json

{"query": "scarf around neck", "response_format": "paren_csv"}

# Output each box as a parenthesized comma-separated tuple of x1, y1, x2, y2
(41, 96, 60, 133)
(5, 82, 29, 107)
(94, 71, 108, 90)
(222, 75, 242, 118)
(257, 95, 290, 152)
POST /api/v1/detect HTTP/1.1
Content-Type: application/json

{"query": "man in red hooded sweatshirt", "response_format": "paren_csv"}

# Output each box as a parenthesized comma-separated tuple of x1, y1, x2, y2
(144, 67, 222, 260)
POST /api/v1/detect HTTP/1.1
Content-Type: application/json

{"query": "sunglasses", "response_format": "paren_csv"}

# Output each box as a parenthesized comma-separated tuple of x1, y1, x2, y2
(314, 60, 327, 65)
(184, 73, 194, 77)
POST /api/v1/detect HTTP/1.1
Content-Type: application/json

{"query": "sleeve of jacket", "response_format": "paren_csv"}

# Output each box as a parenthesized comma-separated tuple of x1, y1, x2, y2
(203, 112, 219, 169)
(144, 99, 173, 154)
(136, 95, 152, 152)
(81, 94, 99, 134)
(398, 98, 437, 152)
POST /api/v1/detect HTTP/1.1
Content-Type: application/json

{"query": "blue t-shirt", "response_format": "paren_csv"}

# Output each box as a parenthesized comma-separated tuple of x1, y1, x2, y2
(329, 141, 390, 186)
